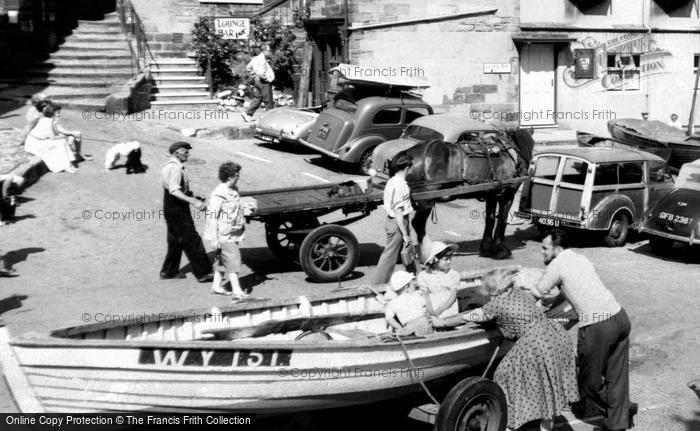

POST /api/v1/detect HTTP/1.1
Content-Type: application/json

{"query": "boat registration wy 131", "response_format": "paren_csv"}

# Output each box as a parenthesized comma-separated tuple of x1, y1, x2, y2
(138, 348, 293, 367)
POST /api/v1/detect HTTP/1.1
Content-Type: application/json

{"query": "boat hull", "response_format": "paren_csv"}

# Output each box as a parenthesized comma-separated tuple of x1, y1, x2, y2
(1, 268, 518, 414)
(577, 131, 672, 161)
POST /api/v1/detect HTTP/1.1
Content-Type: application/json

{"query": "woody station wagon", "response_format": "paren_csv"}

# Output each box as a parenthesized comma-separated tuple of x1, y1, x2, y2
(516, 147, 674, 246)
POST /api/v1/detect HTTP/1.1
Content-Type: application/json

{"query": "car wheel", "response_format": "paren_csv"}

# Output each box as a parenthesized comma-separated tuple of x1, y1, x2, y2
(435, 376, 507, 431)
(358, 147, 375, 176)
(299, 224, 360, 282)
(648, 236, 674, 254)
(604, 213, 629, 247)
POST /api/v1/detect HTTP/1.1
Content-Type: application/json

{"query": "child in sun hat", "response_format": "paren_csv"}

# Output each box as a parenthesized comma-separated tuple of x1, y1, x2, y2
(417, 240, 461, 318)
(384, 271, 433, 336)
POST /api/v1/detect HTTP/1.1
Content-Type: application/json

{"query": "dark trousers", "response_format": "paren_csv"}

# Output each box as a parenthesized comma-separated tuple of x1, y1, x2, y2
(577, 308, 631, 430)
(160, 193, 211, 278)
(246, 77, 272, 116)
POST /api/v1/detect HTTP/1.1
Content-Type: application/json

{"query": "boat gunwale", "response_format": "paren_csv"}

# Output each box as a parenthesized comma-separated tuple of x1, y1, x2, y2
(9, 323, 499, 350)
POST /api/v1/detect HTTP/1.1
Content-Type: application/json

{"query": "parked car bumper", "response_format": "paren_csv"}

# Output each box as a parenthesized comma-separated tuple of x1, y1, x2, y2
(298, 138, 342, 159)
(639, 226, 700, 246)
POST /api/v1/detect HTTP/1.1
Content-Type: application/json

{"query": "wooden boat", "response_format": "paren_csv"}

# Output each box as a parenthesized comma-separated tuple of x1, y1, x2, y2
(2, 267, 573, 415)
(607, 119, 700, 168)
(577, 131, 672, 162)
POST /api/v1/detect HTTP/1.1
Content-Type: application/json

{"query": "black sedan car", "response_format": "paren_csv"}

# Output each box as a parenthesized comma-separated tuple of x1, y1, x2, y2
(640, 159, 700, 253)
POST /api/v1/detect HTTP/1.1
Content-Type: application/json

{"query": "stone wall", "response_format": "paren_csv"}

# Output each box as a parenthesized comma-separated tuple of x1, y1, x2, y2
(345, 0, 520, 118)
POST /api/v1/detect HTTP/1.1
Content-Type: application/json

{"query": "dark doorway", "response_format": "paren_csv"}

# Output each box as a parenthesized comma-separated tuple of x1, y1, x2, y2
(307, 19, 344, 105)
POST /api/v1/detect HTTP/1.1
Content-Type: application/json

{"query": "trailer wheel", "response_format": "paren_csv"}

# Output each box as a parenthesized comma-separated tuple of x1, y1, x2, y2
(299, 224, 360, 282)
(435, 377, 507, 431)
(265, 217, 319, 259)
(604, 213, 629, 247)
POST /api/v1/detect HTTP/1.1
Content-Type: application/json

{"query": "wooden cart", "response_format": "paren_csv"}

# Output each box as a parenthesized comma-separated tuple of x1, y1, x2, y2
(241, 177, 526, 282)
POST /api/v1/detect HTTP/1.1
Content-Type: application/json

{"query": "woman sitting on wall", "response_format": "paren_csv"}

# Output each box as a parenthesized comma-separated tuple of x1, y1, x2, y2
(24, 102, 78, 174)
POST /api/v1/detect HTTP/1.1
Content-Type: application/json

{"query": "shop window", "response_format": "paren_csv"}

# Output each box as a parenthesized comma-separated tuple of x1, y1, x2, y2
(606, 54, 640, 91)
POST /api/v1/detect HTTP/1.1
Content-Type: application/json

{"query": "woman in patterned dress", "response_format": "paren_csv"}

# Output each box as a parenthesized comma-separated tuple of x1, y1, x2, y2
(432, 268, 579, 431)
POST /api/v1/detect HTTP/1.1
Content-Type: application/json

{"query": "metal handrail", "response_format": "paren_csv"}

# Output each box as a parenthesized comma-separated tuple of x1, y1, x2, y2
(115, 0, 156, 75)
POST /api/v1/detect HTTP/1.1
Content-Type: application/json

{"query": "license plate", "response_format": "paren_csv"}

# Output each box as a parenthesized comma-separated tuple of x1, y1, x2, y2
(258, 135, 276, 142)
(538, 217, 560, 227)
(658, 212, 690, 224)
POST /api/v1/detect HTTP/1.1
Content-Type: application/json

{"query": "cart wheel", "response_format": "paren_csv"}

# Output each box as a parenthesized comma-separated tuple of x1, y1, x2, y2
(265, 217, 319, 259)
(299, 224, 360, 282)
(435, 377, 507, 431)
(648, 236, 674, 254)
(604, 213, 629, 247)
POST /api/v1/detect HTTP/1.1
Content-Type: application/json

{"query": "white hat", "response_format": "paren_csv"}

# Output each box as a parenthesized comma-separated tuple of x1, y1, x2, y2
(389, 271, 415, 291)
(423, 241, 458, 265)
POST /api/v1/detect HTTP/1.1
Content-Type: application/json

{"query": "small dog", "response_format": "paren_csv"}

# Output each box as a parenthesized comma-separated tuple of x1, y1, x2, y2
(105, 141, 144, 174)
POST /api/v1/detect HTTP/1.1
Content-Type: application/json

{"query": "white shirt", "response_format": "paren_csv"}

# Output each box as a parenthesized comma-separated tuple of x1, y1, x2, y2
(532, 249, 621, 327)
(246, 52, 275, 82)
(386, 292, 426, 325)
(668, 119, 683, 130)
(383, 175, 414, 218)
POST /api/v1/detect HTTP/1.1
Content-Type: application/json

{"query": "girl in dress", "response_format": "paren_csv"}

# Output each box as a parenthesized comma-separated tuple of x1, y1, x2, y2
(417, 240, 460, 318)
(432, 268, 579, 431)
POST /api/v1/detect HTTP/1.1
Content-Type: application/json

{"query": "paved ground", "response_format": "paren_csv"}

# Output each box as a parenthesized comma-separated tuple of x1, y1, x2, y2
(0, 105, 699, 430)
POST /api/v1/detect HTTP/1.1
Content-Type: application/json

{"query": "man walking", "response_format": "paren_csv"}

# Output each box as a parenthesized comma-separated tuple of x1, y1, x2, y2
(160, 141, 213, 282)
(242, 46, 275, 122)
(529, 229, 636, 431)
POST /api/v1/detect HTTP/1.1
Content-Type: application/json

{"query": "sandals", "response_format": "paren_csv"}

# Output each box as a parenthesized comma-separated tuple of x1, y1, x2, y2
(230, 292, 252, 302)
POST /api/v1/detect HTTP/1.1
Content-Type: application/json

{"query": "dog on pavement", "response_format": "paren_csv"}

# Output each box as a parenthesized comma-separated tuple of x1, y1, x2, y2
(105, 141, 144, 174)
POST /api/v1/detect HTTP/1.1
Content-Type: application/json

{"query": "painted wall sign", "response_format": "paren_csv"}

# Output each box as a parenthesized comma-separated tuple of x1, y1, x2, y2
(483, 63, 511, 74)
(138, 348, 293, 367)
(564, 34, 672, 91)
(214, 17, 250, 40)
(574, 49, 595, 79)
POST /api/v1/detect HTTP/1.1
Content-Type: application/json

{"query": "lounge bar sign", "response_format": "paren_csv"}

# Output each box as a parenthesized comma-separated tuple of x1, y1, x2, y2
(214, 17, 250, 40)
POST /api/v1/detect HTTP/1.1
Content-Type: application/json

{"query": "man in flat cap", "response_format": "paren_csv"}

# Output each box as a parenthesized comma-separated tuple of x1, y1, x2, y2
(159, 141, 213, 282)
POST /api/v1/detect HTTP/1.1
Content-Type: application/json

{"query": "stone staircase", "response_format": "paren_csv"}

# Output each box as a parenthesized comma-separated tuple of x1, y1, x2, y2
(0, 12, 133, 110)
(149, 56, 218, 110)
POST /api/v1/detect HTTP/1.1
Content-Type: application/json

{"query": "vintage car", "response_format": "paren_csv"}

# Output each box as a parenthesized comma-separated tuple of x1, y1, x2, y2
(515, 147, 675, 246)
(253, 105, 323, 145)
(640, 159, 700, 253)
(370, 114, 501, 178)
(299, 93, 433, 174)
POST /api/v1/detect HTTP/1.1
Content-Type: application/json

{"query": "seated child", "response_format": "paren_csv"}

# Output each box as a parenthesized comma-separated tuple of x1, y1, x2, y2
(384, 271, 433, 337)
(417, 241, 460, 318)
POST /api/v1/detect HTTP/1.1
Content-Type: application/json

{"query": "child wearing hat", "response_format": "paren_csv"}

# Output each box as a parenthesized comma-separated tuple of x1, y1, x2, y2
(417, 241, 460, 318)
(384, 271, 433, 336)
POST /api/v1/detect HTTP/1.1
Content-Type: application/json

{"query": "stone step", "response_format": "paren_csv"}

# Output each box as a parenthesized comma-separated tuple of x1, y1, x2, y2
(26, 68, 133, 78)
(152, 77, 207, 86)
(152, 51, 193, 58)
(152, 83, 209, 92)
(0, 78, 112, 88)
(70, 29, 123, 36)
(150, 58, 197, 66)
(77, 19, 122, 27)
(50, 51, 132, 60)
(40, 60, 133, 69)
(65, 35, 127, 43)
(151, 92, 211, 101)
(60, 41, 129, 50)
(150, 68, 200, 76)
(37, 90, 111, 100)
(47, 97, 107, 111)
(150, 100, 219, 110)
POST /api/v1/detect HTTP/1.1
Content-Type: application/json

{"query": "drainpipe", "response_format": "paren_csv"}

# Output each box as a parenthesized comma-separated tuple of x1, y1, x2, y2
(642, 0, 652, 115)
(342, 0, 349, 62)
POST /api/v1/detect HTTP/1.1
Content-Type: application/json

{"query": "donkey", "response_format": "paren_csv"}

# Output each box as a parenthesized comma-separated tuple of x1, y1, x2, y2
(389, 128, 535, 259)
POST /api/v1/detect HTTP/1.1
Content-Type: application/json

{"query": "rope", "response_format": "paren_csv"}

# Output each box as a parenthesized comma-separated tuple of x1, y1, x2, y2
(394, 333, 440, 405)
(481, 339, 503, 378)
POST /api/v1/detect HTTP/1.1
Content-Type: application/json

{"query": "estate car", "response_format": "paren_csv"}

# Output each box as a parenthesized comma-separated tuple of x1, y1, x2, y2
(515, 147, 674, 246)
(640, 159, 700, 253)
